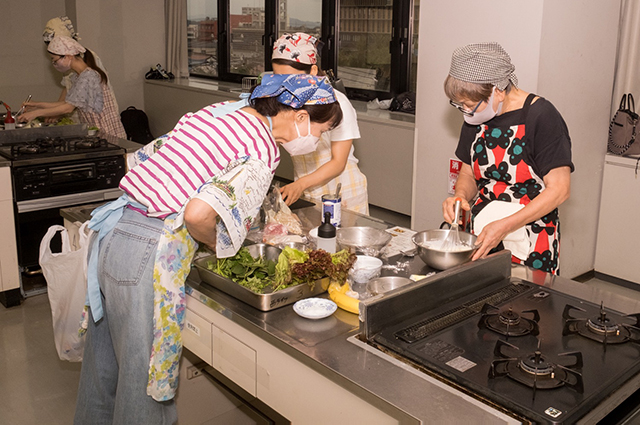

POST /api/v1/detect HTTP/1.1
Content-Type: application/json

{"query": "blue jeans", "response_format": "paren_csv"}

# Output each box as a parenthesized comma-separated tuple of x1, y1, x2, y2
(74, 208, 177, 425)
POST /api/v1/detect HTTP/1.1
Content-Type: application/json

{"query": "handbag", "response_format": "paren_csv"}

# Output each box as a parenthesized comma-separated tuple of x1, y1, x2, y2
(39, 222, 92, 362)
(608, 93, 640, 156)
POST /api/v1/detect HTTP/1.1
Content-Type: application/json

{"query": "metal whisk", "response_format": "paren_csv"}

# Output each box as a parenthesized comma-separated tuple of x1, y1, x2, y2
(440, 198, 463, 251)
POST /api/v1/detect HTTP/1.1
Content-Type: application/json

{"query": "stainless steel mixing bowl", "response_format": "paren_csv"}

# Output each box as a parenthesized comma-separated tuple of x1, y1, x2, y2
(412, 229, 478, 270)
(336, 227, 392, 256)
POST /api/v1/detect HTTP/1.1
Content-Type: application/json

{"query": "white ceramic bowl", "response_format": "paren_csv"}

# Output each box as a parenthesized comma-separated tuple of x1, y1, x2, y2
(348, 255, 383, 284)
(293, 298, 337, 320)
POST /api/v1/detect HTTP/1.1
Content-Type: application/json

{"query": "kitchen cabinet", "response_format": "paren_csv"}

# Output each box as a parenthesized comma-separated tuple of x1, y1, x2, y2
(184, 293, 404, 424)
(0, 166, 20, 294)
(595, 154, 640, 284)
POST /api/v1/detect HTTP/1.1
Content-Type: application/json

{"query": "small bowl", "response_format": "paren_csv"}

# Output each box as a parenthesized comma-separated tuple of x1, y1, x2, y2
(245, 243, 281, 262)
(277, 241, 308, 251)
(348, 255, 383, 284)
(367, 276, 412, 296)
(293, 298, 337, 319)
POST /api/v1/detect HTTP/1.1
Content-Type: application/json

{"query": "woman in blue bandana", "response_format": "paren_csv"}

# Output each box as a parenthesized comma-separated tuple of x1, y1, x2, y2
(74, 74, 341, 425)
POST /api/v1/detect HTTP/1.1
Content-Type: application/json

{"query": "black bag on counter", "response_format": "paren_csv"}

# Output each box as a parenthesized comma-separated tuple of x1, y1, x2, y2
(144, 64, 175, 80)
(120, 106, 154, 144)
(389, 92, 416, 114)
(608, 93, 640, 156)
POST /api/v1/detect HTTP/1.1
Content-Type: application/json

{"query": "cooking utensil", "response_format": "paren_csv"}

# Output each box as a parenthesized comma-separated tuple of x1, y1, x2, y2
(412, 229, 477, 270)
(440, 198, 463, 251)
(337, 226, 392, 256)
(14, 94, 32, 118)
(335, 182, 341, 198)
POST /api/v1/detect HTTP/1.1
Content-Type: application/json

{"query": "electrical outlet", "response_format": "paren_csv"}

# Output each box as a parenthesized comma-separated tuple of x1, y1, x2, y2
(186, 365, 203, 380)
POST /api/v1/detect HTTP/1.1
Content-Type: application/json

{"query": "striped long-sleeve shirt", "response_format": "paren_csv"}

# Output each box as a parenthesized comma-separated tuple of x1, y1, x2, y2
(119, 103, 280, 217)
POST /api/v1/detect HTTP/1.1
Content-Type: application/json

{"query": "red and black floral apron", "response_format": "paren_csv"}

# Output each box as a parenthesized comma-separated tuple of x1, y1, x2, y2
(469, 94, 560, 274)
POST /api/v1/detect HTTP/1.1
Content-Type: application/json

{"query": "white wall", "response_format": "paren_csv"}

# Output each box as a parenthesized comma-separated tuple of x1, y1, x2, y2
(0, 0, 69, 109)
(413, 0, 620, 278)
(75, 0, 165, 111)
(0, 0, 165, 115)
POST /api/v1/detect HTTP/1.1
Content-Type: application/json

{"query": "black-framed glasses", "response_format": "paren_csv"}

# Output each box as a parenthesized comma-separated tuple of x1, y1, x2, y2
(51, 55, 64, 65)
(449, 99, 484, 117)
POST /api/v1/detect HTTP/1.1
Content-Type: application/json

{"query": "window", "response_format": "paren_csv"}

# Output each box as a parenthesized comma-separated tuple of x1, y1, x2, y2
(186, 0, 419, 100)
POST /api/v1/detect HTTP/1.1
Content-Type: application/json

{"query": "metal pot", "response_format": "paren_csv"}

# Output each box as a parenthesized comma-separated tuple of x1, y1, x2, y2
(412, 229, 478, 270)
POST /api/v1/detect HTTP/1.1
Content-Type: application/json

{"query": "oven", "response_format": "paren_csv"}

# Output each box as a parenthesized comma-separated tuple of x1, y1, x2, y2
(0, 128, 126, 297)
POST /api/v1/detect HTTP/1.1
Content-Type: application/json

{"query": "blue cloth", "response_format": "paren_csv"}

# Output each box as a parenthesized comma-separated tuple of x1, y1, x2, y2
(250, 74, 336, 107)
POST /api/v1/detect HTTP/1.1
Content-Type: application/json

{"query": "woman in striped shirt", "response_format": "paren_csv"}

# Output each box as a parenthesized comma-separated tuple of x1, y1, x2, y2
(74, 74, 342, 425)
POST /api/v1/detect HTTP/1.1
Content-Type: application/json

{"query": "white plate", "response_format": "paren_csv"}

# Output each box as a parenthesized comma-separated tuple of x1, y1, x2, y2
(293, 298, 337, 320)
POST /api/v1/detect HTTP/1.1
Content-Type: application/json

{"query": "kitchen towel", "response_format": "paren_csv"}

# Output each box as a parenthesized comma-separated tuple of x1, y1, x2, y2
(473, 201, 529, 260)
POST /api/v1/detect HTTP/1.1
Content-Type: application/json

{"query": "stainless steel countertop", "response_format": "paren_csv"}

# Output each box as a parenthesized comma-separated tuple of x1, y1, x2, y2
(186, 204, 640, 424)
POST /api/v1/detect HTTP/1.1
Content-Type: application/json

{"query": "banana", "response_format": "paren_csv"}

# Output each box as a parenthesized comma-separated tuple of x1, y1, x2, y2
(328, 281, 359, 314)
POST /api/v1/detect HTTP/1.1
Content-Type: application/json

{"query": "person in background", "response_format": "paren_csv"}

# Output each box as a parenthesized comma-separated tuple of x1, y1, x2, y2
(270, 33, 369, 214)
(73, 74, 342, 424)
(442, 42, 573, 275)
(18, 36, 127, 139)
(42, 16, 118, 123)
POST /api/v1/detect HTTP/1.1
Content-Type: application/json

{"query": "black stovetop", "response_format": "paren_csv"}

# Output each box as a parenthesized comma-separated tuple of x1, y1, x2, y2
(373, 278, 640, 424)
(0, 136, 123, 162)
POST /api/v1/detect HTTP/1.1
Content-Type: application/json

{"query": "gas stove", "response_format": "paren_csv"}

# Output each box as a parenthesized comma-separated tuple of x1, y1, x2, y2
(0, 128, 126, 278)
(0, 135, 124, 166)
(360, 252, 640, 424)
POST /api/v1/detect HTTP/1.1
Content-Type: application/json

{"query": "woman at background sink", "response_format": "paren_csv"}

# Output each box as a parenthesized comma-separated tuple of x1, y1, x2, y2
(18, 35, 126, 139)
(73, 74, 342, 424)
(442, 42, 573, 275)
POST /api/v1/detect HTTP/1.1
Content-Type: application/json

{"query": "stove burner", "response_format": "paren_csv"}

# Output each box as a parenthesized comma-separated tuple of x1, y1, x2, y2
(489, 339, 584, 398)
(563, 303, 640, 347)
(15, 144, 42, 155)
(520, 351, 555, 376)
(478, 304, 540, 337)
(73, 137, 102, 149)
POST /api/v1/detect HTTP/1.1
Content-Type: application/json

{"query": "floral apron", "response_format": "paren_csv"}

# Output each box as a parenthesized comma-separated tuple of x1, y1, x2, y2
(469, 94, 560, 274)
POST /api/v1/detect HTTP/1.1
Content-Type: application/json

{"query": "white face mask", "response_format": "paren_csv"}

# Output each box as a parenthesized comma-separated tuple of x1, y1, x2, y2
(463, 86, 503, 125)
(281, 115, 320, 156)
(52, 56, 71, 73)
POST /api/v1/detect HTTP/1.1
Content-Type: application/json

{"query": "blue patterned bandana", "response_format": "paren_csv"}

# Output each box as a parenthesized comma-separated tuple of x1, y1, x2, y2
(250, 74, 336, 107)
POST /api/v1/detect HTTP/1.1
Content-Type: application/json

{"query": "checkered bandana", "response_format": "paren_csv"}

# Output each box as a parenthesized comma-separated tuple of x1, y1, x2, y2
(250, 74, 336, 108)
(449, 42, 518, 90)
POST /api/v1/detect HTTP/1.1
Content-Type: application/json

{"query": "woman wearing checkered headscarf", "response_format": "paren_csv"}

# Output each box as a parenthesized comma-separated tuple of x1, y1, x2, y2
(442, 42, 574, 275)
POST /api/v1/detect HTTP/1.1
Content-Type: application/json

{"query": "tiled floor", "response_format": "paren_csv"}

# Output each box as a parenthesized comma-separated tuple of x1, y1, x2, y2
(1, 276, 638, 424)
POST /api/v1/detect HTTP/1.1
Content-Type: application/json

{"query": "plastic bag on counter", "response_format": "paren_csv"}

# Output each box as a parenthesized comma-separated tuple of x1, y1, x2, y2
(262, 185, 303, 239)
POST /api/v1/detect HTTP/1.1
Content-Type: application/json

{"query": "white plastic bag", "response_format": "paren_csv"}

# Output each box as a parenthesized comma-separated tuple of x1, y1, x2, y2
(39, 222, 91, 362)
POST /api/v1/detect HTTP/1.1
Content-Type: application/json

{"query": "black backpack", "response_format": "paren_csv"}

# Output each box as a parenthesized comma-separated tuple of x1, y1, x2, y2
(120, 106, 154, 144)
